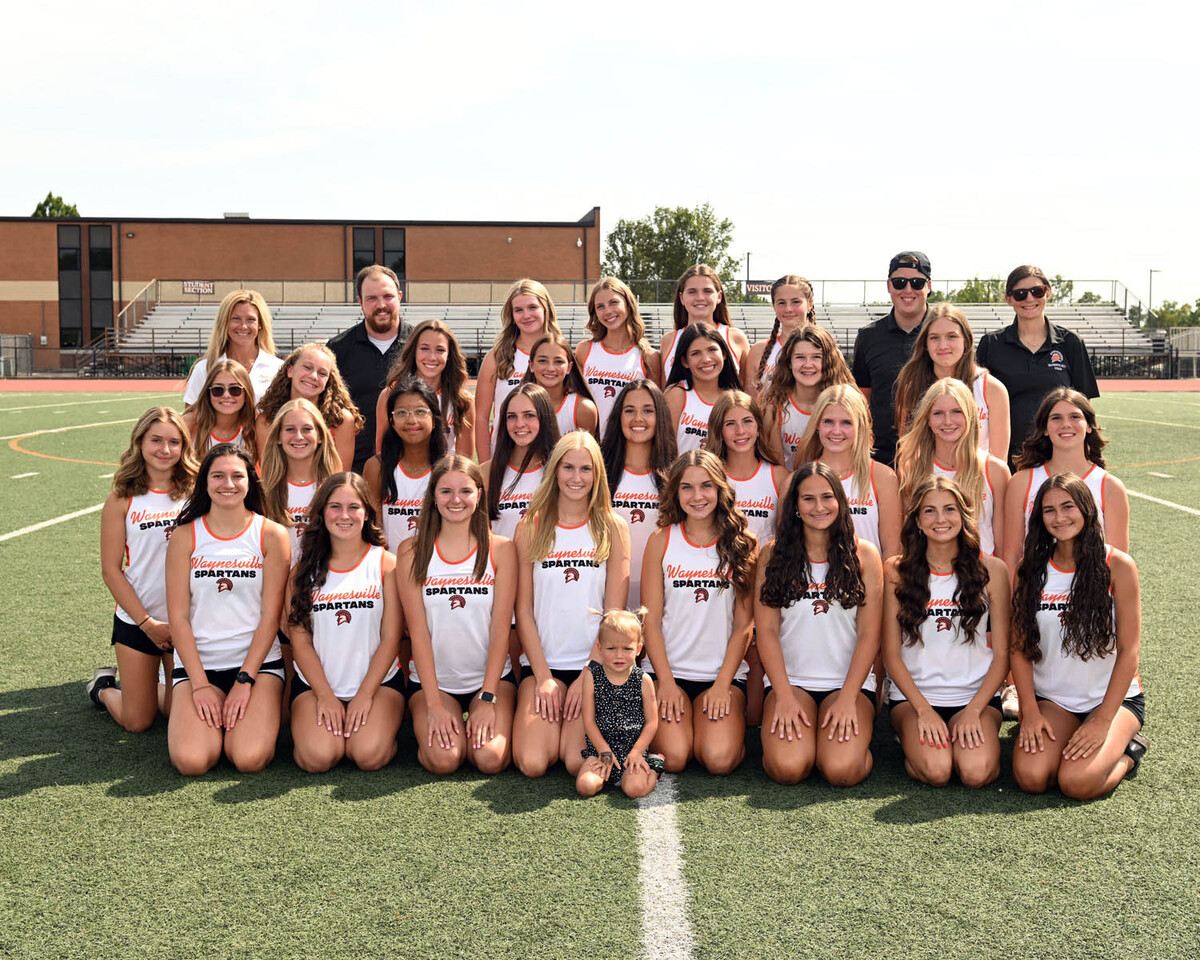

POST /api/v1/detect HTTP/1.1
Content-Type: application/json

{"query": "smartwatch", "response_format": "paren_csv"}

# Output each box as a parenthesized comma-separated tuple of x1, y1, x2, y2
(477, 690, 496, 704)
(235, 671, 256, 686)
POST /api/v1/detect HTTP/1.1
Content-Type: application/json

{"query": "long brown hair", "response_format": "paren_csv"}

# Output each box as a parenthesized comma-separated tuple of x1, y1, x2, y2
(521, 332, 597, 405)
(893, 304, 979, 436)
(112, 406, 197, 500)
(289, 473, 385, 631)
(657, 450, 757, 598)
(410, 456, 491, 582)
(384, 319, 473, 437)
(190, 358, 259, 463)
(674, 264, 733, 331)
(704, 390, 780, 466)
(753, 275, 817, 389)
(586, 277, 652, 354)
(258, 399, 340, 526)
(258, 342, 364, 439)
(1014, 388, 1108, 470)
(600, 380, 677, 495)
(760, 324, 853, 415)
(1011, 473, 1115, 663)
(486, 383, 560, 520)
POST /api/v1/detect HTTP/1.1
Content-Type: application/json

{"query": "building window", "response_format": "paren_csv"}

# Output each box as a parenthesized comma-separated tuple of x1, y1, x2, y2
(352, 227, 375, 277)
(383, 228, 406, 282)
(58, 225, 82, 348)
(89, 225, 113, 341)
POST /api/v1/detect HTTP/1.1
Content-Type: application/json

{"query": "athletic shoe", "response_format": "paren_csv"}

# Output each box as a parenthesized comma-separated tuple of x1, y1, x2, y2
(1000, 683, 1020, 721)
(87, 667, 118, 708)
(1125, 732, 1149, 778)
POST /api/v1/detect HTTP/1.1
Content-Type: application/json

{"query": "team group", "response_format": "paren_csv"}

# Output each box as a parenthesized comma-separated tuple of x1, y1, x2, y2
(89, 250, 1145, 800)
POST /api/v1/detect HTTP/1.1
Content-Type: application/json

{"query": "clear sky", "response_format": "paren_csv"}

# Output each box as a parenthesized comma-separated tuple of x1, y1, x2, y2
(4, 2, 1194, 307)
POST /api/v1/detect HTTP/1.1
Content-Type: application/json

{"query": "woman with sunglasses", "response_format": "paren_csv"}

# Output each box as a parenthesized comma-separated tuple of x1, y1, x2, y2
(975, 266, 1099, 465)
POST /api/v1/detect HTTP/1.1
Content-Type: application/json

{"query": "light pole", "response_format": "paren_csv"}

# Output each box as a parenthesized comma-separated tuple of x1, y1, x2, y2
(1148, 269, 1161, 328)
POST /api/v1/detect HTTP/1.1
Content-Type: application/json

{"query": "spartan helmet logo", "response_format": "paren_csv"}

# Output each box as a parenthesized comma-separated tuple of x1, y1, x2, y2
(1058, 610, 1068, 627)
(335, 610, 352, 626)
(603, 385, 617, 399)
(564, 568, 579, 584)
(407, 515, 419, 531)
(811, 599, 830, 615)
(164, 525, 175, 542)
(449, 595, 466, 610)
(629, 509, 645, 524)
(935, 616, 953, 632)
(694, 587, 709, 603)
(216, 577, 233, 594)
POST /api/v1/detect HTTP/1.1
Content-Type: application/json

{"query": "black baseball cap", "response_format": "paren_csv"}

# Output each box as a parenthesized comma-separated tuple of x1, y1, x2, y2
(889, 251, 931, 279)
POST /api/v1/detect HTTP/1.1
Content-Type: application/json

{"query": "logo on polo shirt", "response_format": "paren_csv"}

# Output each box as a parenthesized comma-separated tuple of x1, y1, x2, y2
(336, 610, 352, 626)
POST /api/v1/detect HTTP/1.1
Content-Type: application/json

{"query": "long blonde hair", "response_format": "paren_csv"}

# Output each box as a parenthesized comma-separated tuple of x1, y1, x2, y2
(112, 406, 197, 500)
(796, 384, 874, 501)
(525, 431, 615, 564)
(190, 358, 259, 462)
(205, 289, 276, 368)
(896, 378, 984, 511)
(259, 399, 340, 526)
(492, 279, 562, 379)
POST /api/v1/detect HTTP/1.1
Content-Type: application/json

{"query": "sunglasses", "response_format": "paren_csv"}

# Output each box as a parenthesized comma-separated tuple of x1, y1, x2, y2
(1010, 286, 1048, 301)
(209, 384, 245, 398)
(889, 277, 928, 290)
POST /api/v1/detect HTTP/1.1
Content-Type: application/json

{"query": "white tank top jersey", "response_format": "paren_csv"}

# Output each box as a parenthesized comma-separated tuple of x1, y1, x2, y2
(1021, 463, 1108, 540)
(526, 521, 607, 671)
(489, 347, 531, 453)
(763, 335, 785, 374)
(117, 489, 184, 624)
(296, 544, 398, 699)
(382, 463, 431, 551)
(779, 397, 812, 471)
(663, 323, 739, 380)
(581, 342, 648, 439)
(492, 463, 544, 541)
(188, 513, 282, 671)
(413, 541, 511, 694)
(728, 461, 781, 546)
(285, 479, 316, 564)
(932, 458, 997, 556)
(675, 387, 714, 455)
(889, 569, 995, 707)
(207, 425, 246, 453)
(972, 369, 991, 454)
(1031, 548, 1141, 713)
(773, 559, 876, 694)
(611, 468, 660, 609)
(838, 464, 882, 554)
(554, 393, 582, 437)
(658, 525, 747, 683)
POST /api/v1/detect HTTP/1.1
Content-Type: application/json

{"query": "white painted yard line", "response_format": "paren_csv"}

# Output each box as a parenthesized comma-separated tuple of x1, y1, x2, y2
(0, 417, 137, 441)
(98, 473, 114, 478)
(0, 393, 177, 413)
(1101, 395, 1200, 409)
(1102, 414, 1200, 430)
(0, 502, 105, 543)
(10, 472, 38, 479)
(1127, 489, 1200, 517)
(637, 774, 695, 960)
(1148, 472, 1174, 478)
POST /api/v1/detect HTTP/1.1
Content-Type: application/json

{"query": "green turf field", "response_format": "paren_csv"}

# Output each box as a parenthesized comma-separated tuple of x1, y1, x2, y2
(1, 389, 1197, 959)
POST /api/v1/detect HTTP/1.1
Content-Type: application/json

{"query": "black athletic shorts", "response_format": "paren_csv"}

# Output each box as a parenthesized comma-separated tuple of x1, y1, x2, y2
(888, 696, 1004, 723)
(291, 669, 407, 705)
(171, 658, 286, 692)
(111, 613, 165, 658)
(1055, 692, 1145, 729)
(408, 672, 516, 713)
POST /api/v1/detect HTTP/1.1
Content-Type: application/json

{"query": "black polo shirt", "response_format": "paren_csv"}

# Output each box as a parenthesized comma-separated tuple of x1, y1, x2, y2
(976, 318, 1099, 464)
(327, 319, 414, 473)
(852, 309, 923, 466)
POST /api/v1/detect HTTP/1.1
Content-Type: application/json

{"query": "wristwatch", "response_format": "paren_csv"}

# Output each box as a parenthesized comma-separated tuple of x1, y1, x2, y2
(477, 690, 496, 704)
(235, 671, 256, 686)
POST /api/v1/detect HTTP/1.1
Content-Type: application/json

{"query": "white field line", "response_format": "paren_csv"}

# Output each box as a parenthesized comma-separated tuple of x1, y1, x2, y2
(637, 774, 695, 960)
(0, 418, 137, 441)
(0, 393, 177, 413)
(10, 472, 38, 479)
(0, 502, 105, 543)
(1102, 414, 1200, 430)
(1100, 395, 1200, 409)
(1148, 472, 1174, 478)
(1127, 489, 1200, 517)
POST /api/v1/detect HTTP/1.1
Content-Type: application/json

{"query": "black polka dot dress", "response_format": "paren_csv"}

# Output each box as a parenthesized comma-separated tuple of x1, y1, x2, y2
(581, 661, 665, 785)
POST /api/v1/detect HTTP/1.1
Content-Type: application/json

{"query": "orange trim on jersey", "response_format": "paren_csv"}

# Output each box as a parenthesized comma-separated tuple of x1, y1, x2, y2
(622, 467, 653, 477)
(726, 461, 764, 483)
(679, 522, 719, 550)
(286, 478, 315, 489)
(788, 396, 812, 416)
(210, 427, 242, 443)
(1048, 556, 1076, 575)
(869, 461, 879, 503)
(329, 544, 372, 575)
(597, 341, 638, 358)
(260, 516, 268, 556)
(434, 539, 479, 566)
(556, 520, 589, 531)
(771, 464, 784, 498)
(397, 462, 432, 481)
(200, 513, 255, 542)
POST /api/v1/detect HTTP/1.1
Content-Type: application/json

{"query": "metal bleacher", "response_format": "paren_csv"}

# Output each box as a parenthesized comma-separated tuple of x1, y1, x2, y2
(119, 300, 1154, 366)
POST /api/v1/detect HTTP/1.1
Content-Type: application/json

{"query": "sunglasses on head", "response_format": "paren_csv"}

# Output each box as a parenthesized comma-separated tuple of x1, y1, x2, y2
(209, 384, 245, 398)
(889, 277, 928, 290)
(1010, 285, 1048, 301)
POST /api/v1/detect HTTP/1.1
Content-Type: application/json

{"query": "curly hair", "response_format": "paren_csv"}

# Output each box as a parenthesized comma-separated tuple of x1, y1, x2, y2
(759, 324, 853, 415)
(258, 343, 364, 439)
(383, 319, 473, 439)
(288, 473, 385, 632)
(1014, 388, 1108, 470)
(893, 304, 979, 437)
(1011, 473, 1115, 663)
(759, 462, 864, 610)
(894, 476, 989, 647)
(112, 406, 197, 500)
(657, 450, 757, 598)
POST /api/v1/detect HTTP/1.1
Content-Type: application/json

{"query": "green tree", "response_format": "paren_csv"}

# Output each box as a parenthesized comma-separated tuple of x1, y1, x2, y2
(951, 277, 1006, 303)
(1127, 304, 1144, 327)
(1152, 299, 1200, 327)
(31, 192, 79, 217)
(602, 204, 741, 303)
(1078, 291, 1103, 304)
(1049, 274, 1074, 304)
